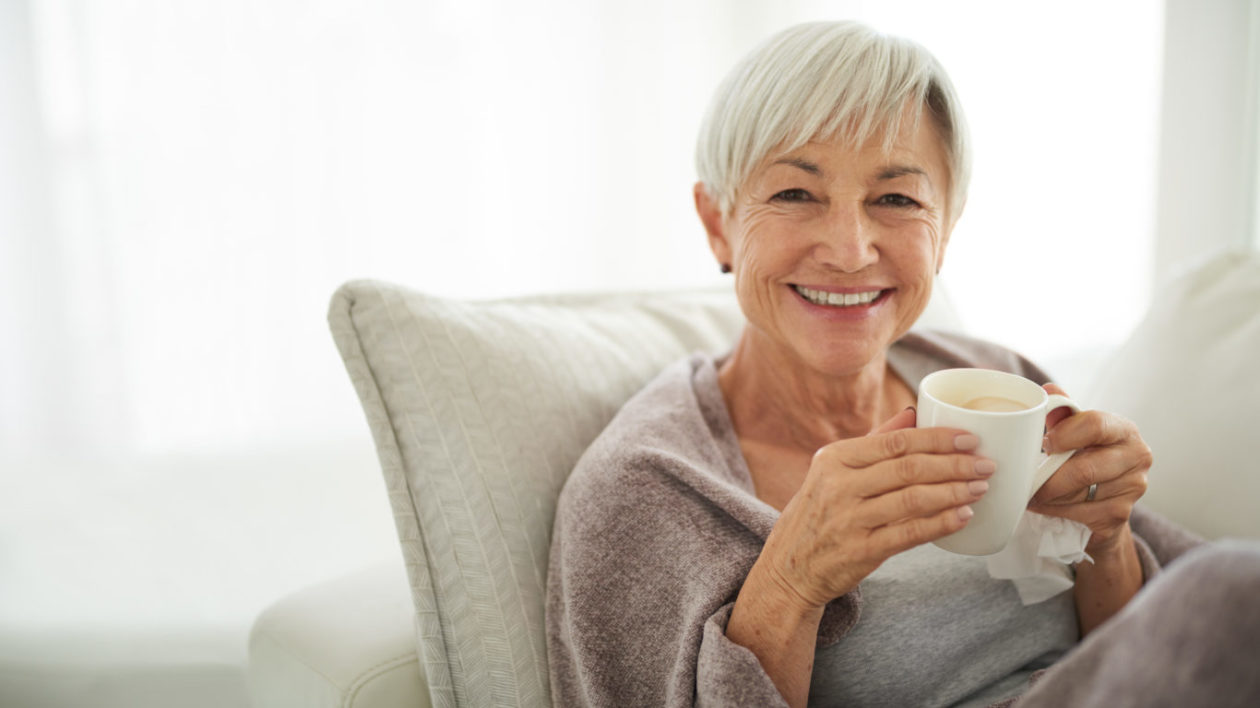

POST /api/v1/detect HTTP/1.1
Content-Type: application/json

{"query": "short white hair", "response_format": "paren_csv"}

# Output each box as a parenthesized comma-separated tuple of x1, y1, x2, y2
(695, 21, 971, 220)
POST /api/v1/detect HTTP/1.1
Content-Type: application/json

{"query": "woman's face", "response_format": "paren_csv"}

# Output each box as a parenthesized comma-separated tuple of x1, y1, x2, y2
(697, 112, 955, 377)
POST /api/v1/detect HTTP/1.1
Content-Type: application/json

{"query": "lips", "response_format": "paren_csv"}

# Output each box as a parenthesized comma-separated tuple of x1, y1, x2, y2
(792, 284, 889, 307)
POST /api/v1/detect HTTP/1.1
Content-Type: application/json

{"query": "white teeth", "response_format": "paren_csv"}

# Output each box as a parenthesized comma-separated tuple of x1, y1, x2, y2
(794, 285, 882, 307)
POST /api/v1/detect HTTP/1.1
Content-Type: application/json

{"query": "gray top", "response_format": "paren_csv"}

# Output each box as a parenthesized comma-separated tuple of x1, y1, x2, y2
(546, 330, 1184, 708)
(809, 543, 1075, 707)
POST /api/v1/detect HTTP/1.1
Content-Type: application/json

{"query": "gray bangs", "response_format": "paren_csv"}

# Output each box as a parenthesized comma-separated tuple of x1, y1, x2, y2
(696, 21, 970, 219)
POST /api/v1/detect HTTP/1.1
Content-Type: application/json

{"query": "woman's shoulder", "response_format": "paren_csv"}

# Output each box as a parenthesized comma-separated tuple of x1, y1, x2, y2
(555, 350, 764, 541)
(559, 352, 737, 503)
(894, 329, 1053, 385)
(576, 352, 718, 466)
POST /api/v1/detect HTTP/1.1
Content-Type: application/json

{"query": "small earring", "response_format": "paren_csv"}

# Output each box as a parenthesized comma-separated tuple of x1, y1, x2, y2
(720, 263, 731, 274)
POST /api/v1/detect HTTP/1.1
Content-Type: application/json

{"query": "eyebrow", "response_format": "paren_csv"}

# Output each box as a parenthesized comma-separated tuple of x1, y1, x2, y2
(771, 157, 822, 176)
(772, 158, 930, 183)
(877, 165, 929, 181)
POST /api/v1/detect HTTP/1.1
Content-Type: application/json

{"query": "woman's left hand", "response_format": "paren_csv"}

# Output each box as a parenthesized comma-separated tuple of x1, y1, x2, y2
(1028, 383, 1152, 554)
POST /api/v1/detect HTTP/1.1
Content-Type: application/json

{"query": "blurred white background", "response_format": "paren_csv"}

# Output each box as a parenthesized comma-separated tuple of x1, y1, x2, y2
(1, 1, 1256, 706)
(2, 0, 1174, 458)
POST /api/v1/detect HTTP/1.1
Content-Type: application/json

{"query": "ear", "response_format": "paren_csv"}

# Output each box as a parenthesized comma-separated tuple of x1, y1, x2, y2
(693, 182, 733, 268)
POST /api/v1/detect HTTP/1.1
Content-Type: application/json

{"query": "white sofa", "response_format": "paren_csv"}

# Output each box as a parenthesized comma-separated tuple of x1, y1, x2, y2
(247, 250, 1260, 708)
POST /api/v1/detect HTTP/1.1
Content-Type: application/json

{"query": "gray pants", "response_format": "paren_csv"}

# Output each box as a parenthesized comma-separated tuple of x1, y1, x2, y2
(1017, 540, 1260, 708)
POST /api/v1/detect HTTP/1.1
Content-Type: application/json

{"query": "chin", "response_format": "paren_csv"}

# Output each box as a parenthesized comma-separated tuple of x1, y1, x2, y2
(797, 338, 888, 378)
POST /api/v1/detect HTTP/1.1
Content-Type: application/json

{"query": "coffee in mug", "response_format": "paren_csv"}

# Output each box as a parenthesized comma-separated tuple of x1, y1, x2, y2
(917, 368, 1081, 556)
(961, 396, 1028, 412)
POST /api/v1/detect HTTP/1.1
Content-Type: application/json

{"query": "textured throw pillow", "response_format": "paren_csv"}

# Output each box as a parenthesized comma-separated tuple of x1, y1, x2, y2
(327, 279, 962, 707)
(328, 283, 744, 708)
(1087, 250, 1260, 540)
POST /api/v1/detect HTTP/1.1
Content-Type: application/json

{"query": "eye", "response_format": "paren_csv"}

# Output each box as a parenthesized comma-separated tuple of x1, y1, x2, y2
(771, 188, 814, 202)
(877, 193, 921, 208)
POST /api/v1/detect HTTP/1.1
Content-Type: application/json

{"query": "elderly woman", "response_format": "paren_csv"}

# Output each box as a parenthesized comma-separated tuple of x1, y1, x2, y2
(547, 21, 1259, 708)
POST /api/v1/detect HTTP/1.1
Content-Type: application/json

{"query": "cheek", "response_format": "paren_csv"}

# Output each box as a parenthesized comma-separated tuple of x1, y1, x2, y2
(727, 213, 802, 315)
(729, 209, 801, 266)
(885, 219, 944, 269)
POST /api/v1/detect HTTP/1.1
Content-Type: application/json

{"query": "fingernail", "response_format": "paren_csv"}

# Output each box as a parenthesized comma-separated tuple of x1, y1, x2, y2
(954, 434, 979, 451)
(974, 459, 996, 477)
(1042, 435, 1052, 453)
(957, 506, 974, 521)
(968, 480, 989, 496)
(904, 406, 917, 414)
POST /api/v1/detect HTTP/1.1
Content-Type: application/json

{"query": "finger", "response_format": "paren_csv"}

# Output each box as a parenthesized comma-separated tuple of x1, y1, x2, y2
(1032, 445, 1150, 504)
(1031, 478, 1123, 510)
(820, 426, 979, 469)
(867, 504, 974, 556)
(1042, 383, 1074, 431)
(858, 453, 995, 497)
(858, 478, 989, 527)
(1028, 494, 1124, 529)
(1044, 410, 1138, 454)
(1043, 469, 1147, 506)
(1034, 445, 1133, 502)
(872, 406, 917, 435)
(1034, 468, 1149, 509)
(1029, 495, 1139, 544)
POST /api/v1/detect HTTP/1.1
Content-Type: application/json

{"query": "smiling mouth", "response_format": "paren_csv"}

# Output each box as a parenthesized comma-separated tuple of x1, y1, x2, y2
(792, 284, 889, 307)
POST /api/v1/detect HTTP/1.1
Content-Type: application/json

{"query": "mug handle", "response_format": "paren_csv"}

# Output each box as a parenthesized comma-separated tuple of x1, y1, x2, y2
(1027, 393, 1083, 501)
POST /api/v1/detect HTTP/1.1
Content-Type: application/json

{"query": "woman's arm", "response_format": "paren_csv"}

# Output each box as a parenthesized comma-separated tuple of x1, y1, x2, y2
(1073, 524, 1143, 636)
(1031, 384, 1153, 634)
(727, 558, 827, 707)
(727, 408, 990, 707)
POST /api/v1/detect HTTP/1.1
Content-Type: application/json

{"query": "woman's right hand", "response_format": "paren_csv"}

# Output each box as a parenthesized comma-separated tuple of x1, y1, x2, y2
(757, 407, 993, 611)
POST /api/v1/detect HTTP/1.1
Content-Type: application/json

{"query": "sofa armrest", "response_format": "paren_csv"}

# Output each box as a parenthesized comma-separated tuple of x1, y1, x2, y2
(248, 561, 430, 708)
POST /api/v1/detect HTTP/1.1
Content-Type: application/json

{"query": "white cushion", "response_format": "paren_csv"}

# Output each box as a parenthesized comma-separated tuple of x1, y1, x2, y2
(326, 280, 960, 707)
(248, 562, 427, 708)
(1087, 249, 1260, 539)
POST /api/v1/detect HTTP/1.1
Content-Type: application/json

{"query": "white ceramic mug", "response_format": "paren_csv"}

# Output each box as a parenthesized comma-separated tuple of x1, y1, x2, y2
(916, 368, 1081, 556)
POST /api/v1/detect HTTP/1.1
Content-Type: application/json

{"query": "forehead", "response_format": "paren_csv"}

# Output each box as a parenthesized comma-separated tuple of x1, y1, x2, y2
(769, 114, 948, 177)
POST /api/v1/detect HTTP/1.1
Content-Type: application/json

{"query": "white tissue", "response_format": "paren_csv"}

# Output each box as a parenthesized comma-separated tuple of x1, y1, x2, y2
(986, 511, 1093, 605)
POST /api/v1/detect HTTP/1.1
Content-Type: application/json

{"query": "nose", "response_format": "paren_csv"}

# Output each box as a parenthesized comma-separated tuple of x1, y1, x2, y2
(811, 203, 879, 273)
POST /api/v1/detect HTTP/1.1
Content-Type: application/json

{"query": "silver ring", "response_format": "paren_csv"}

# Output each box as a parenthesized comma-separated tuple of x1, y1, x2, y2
(1085, 483, 1098, 502)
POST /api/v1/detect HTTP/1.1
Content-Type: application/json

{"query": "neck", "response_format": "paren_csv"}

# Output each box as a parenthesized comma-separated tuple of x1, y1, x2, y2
(717, 328, 908, 455)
